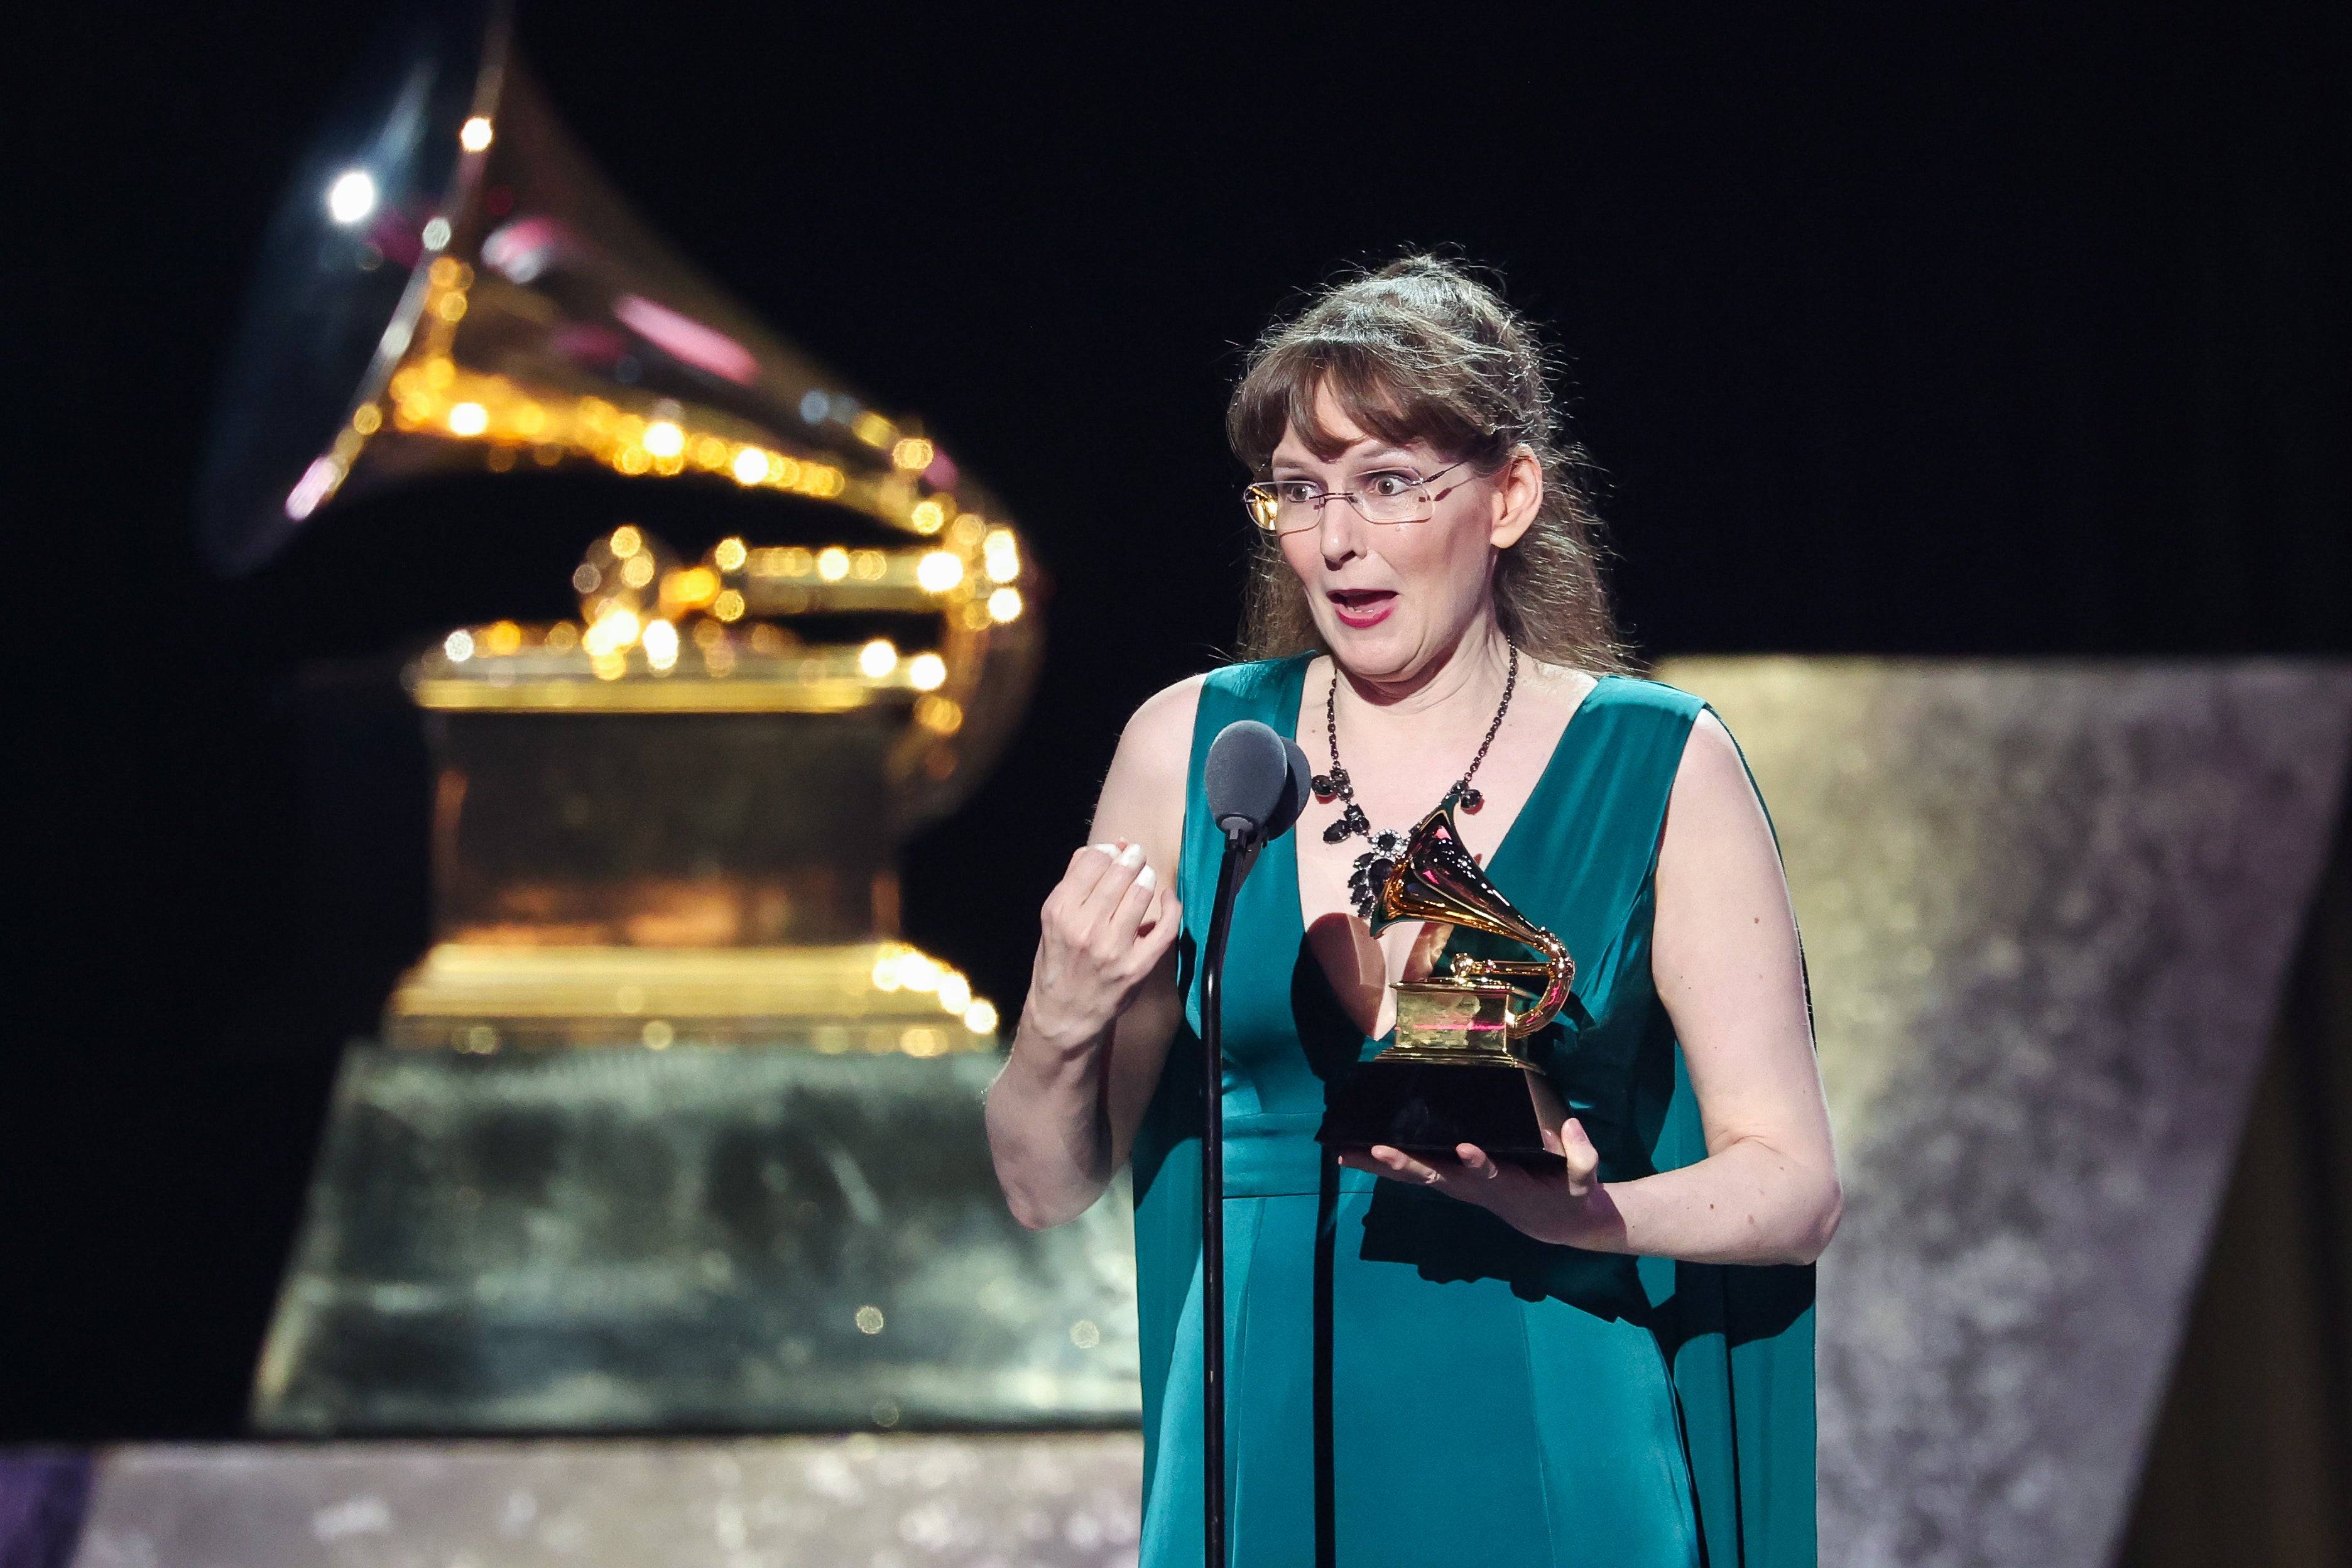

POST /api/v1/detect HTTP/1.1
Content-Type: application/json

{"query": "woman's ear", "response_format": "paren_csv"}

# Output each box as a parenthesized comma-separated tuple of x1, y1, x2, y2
(1488, 447, 1544, 549)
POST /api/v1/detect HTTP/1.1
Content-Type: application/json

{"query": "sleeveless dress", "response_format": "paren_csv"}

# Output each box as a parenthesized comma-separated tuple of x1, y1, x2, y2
(1130, 655, 1817, 1567)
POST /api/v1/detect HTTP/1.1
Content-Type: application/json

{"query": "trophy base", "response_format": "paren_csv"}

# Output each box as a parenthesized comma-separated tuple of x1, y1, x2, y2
(1317, 1059, 1567, 1170)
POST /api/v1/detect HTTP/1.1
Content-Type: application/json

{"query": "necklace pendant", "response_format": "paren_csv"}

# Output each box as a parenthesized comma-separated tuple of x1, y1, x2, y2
(1346, 829, 1410, 921)
(1321, 819, 1353, 846)
(1311, 773, 1337, 800)
(1457, 786, 1484, 812)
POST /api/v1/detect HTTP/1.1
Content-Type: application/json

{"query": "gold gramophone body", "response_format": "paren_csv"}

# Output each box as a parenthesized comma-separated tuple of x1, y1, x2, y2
(214, 3, 1138, 1436)
(196, 1, 1042, 1055)
(1319, 807, 1576, 1167)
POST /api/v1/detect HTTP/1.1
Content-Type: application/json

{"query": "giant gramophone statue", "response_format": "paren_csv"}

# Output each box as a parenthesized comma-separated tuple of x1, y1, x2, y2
(208, 1, 1136, 1433)
(1319, 806, 1576, 1167)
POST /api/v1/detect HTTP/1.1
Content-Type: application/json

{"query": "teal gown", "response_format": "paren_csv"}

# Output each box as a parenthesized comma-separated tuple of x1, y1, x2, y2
(1130, 655, 1816, 1567)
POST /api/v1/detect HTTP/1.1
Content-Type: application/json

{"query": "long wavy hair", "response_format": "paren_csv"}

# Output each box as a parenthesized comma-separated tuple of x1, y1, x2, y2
(1226, 254, 1631, 673)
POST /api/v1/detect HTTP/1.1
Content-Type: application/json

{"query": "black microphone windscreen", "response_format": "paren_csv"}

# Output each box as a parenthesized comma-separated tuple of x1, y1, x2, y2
(1205, 720, 1295, 840)
(1266, 738, 1312, 841)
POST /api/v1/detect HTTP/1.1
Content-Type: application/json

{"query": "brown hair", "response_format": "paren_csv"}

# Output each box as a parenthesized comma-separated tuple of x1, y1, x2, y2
(1226, 254, 1631, 673)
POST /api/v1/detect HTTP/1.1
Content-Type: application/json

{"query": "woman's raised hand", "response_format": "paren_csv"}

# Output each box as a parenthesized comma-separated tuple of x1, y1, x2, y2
(1021, 841, 1182, 1055)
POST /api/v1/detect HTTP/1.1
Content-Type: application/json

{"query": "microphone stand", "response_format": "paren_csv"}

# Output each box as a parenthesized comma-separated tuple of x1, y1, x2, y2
(1199, 822, 1254, 1568)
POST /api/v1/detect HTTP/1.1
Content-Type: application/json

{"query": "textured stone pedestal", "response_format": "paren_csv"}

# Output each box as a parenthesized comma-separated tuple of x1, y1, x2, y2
(257, 1048, 1138, 1434)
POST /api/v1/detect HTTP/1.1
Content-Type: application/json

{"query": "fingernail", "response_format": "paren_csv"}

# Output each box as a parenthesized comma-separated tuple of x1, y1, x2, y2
(1116, 844, 1144, 867)
(1088, 842, 1119, 858)
(1135, 864, 1157, 891)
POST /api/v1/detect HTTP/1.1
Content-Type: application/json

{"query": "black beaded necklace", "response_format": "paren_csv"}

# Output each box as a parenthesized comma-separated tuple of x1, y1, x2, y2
(1312, 640, 1520, 920)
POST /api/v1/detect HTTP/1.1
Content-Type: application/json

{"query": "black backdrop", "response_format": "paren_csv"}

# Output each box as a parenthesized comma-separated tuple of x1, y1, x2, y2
(8, 2, 2346, 1438)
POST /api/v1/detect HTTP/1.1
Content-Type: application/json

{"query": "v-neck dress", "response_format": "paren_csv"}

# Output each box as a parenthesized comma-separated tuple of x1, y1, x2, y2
(1129, 653, 1816, 1568)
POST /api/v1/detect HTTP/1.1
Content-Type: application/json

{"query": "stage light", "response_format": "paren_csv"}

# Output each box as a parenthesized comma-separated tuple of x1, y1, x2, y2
(908, 653, 947, 692)
(459, 116, 495, 153)
(447, 401, 488, 437)
(916, 551, 964, 593)
(714, 537, 748, 572)
(641, 618, 679, 671)
(817, 547, 851, 582)
(893, 950, 940, 992)
(610, 526, 643, 558)
(983, 528, 1020, 582)
(444, 629, 476, 662)
(910, 499, 945, 535)
(988, 587, 1023, 624)
(963, 999, 999, 1035)
(730, 448, 770, 486)
(327, 170, 376, 225)
(891, 437, 934, 472)
(421, 217, 452, 251)
(583, 606, 641, 656)
(285, 455, 342, 521)
(641, 420, 685, 459)
(859, 639, 898, 678)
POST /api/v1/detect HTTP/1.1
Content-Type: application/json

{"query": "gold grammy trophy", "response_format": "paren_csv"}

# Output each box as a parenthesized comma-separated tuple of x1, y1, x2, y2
(1318, 805, 1577, 1168)
(200, 0, 1040, 1053)
(212, 2, 1136, 1435)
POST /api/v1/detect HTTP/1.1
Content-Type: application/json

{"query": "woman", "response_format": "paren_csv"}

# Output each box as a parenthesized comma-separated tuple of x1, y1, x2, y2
(986, 256, 1839, 1567)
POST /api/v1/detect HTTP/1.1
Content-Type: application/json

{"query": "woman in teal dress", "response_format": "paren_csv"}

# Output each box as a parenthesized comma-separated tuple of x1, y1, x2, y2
(987, 256, 1840, 1567)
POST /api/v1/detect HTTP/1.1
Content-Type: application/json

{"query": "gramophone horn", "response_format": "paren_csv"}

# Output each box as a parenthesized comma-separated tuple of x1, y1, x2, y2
(199, 0, 991, 579)
(1377, 806, 1575, 1039)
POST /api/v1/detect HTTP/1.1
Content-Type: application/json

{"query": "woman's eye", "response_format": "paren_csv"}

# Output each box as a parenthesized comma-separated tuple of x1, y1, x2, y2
(1275, 481, 1322, 504)
(1363, 473, 1416, 499)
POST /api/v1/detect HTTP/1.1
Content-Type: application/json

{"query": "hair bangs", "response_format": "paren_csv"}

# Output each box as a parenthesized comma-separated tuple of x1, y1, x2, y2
(1230, 337, 1490, 475)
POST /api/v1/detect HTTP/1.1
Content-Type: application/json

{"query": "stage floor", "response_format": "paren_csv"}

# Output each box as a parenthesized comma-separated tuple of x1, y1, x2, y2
(33, 1432, 1144, 1567)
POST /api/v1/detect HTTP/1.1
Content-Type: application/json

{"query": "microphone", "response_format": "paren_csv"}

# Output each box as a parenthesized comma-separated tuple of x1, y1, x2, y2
(1195, 718, 1310, 1568)
(1205, 718, 1312, 846)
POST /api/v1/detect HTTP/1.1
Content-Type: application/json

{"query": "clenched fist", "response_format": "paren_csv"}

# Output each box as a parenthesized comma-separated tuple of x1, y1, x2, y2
(1021, 840, 1182, 1055)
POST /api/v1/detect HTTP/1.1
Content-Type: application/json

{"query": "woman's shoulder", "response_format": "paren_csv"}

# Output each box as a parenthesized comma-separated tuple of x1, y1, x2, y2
(1116, 653, 1313, 753)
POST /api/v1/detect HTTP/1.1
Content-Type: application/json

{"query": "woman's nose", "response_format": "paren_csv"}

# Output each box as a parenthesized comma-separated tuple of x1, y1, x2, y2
(1316, 503, 1366, 565)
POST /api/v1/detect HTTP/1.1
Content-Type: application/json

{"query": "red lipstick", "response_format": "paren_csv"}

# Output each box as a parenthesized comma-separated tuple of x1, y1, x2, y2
(1327, 589, 1396, 629)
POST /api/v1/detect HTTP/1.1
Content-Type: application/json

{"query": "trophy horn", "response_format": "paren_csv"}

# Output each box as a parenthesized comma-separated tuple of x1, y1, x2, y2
(1376, 806, 1575, 1040)
(199, 0, 1007, 579)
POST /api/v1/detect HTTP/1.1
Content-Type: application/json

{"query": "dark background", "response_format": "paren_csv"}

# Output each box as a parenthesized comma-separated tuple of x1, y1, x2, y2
(8, 1, 2346, 1439)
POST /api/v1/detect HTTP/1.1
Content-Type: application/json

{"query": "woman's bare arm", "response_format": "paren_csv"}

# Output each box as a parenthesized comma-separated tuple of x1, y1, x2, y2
(984, 677, 1200, 1229)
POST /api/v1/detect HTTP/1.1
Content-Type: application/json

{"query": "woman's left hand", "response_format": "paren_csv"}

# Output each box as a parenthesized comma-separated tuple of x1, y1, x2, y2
(1334, 1118, 1622, 1251)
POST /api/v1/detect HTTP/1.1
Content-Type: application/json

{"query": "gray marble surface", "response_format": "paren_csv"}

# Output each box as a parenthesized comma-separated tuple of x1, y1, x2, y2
(258, 1048, 1138, 1434)
(70, 1435, 1145, 1568)
(1661, 658, 2352, 1568)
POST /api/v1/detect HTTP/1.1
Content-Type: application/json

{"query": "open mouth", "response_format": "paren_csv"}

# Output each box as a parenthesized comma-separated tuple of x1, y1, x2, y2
(1326, 588, 1396, 629)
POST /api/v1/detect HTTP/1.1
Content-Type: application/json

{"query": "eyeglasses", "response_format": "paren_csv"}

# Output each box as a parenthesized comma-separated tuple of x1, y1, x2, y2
(1241, 460, 1473, 534)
